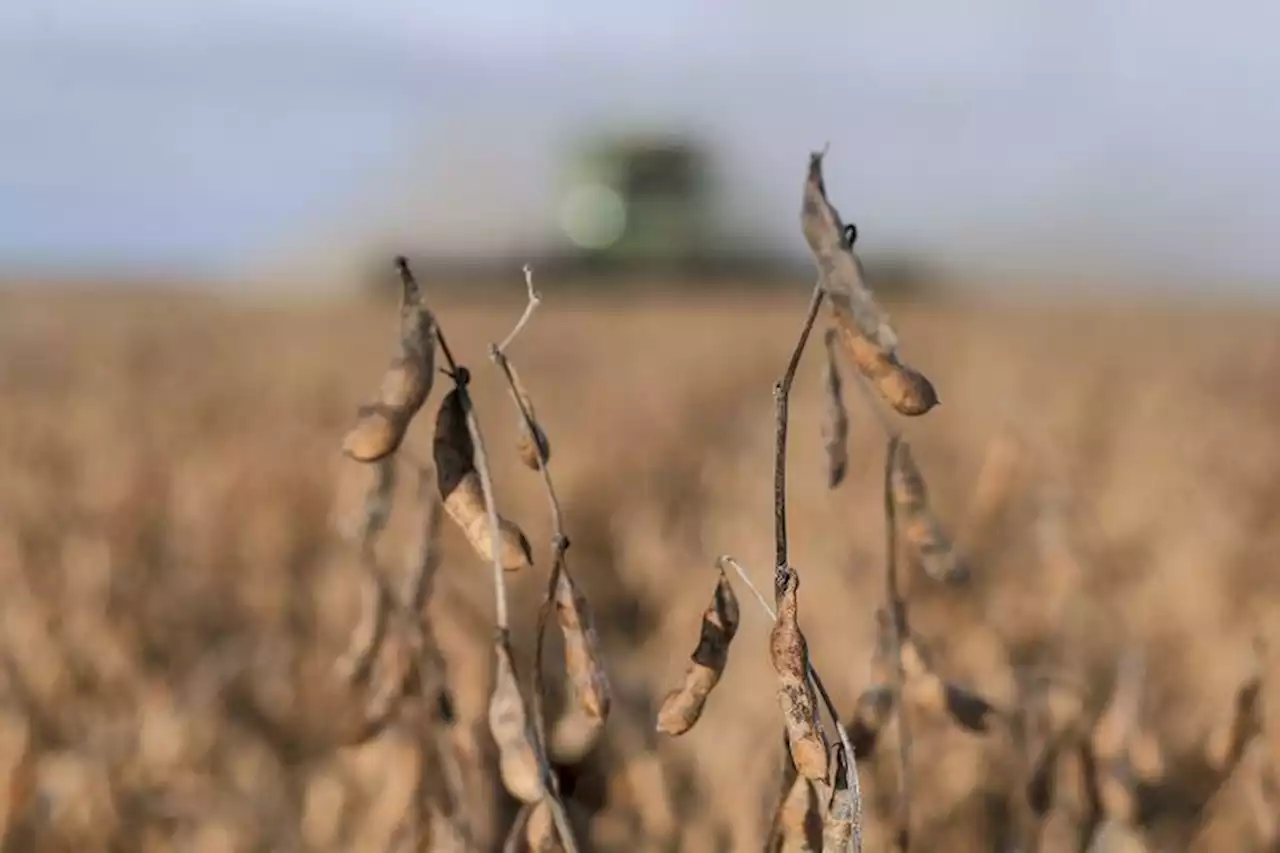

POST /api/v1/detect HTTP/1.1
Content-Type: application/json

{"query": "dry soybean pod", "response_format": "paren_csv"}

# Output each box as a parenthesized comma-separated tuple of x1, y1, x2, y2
(773, 770, 820, 853)
(489, 635, 544, 804)
(524, 799, 562, 853)
(555, 566, 610, 724)
(823, 746, 861, 853)
(509, 361, 551, 470)
(898, 636, 999, 734)
(821, 326, 850, 489)
(343, 258, 438, 461)
(844, 685, 893, 759)
(656, 566, 741, 735)
(799, 149, 937, 416)
(890, 440, 967, 584)
(770, 570, 829, 782)
(432, 387, 534, 571)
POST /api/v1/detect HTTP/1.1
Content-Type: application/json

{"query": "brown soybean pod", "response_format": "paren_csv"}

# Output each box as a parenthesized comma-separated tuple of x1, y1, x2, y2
(510, 363, 551, 470)
(775, 772, 819, 853)
(770, 571, 829, 781)
(555, 567, 611, 723)
(488, 637, 544, 804)
(342, 264, 438, 461)
(525, 799, 562, 853)
(821, 327, 850, 489)
(433, 388, 534, 571)
(889, 440, 929, 513)
(800, 151, 938, 416)
(656, 568, 740, 736)
(822, 747, 860, 853)
(891, 441, 967, 584)
(902, 514, 964, 583)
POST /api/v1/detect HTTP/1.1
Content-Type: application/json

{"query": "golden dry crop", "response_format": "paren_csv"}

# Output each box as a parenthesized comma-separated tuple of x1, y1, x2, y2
(0, 285, 1278, 851)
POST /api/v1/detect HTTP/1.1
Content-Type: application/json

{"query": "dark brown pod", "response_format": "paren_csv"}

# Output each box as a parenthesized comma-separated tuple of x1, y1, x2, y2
(657, 568, 740, 735)
(343, 259, 438, 460)
(800, 151, 938, 416)
(432, 389, 534, 571)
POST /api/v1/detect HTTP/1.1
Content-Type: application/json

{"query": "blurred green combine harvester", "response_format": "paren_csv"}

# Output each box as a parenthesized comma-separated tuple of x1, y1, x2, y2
(372, 130, 935, 297)
(555, 133, 715, 274)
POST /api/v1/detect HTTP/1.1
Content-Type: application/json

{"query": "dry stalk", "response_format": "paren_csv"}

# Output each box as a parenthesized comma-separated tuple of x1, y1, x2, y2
(764, 267, 865, 850)
(772, 279, 825, 597)
(882, 435, 913, 853)
(485, 264, 590, 853)
(502, 804, 533, 853)
(767, 278, 834, 774)
(399, 469, 473, 849)
(361, 258, 573, 850)
(329, 459, 423, 751)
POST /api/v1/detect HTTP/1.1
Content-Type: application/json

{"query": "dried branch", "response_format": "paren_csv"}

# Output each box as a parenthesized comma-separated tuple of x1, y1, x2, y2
(391, 258, 562, 848)
(486, 264, 591, 853)
(883, 436, 913, 853)
(773, 280, 825, 597)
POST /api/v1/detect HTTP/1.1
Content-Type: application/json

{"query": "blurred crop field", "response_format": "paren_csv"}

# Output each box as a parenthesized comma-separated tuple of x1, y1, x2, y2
(1, 284, 1279, 852)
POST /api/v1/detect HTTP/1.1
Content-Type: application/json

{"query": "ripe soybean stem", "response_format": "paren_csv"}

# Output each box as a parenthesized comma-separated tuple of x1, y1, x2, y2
(488, 264, 580, 853)
(883, 436, 912, 853)
(774, 281, 826, 599)
(496, 263, 543, 355)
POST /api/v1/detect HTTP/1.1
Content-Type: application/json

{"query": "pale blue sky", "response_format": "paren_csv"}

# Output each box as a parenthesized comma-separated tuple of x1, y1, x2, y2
(3, 1, 1280, 289)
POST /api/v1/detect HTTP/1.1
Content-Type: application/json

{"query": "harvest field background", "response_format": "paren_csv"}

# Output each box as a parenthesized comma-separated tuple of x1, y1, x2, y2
(1, 283, 1278, 851)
